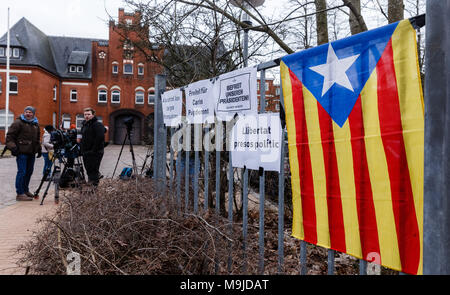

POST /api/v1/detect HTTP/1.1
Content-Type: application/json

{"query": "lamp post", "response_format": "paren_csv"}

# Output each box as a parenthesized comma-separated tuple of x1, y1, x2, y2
(230, 0, 265, 67)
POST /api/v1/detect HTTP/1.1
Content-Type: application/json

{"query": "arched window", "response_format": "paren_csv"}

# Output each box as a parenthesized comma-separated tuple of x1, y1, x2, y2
(135, 91, 144, 104)
(98, 89, 107, 103)
(148, 88, 155, 104)
(138, 63, 144, 76)
(0, 109, 14, 128)
(111, 90, 120, 103)
(112, 61, 119, 74)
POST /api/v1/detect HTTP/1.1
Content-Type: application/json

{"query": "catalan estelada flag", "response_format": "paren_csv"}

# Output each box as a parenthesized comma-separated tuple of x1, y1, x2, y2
(280, 19, 424, 275)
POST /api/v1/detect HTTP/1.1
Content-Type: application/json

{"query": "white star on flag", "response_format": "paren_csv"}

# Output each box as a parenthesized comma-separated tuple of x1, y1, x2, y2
(310, 44, 360, 97)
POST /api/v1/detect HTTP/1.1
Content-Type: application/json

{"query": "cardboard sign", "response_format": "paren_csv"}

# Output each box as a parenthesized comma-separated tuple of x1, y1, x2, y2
(161, 88, 182, 127)
(185, 79, 215, 124)
(214, 66, 257, 121)
(231, 113, 282, 172)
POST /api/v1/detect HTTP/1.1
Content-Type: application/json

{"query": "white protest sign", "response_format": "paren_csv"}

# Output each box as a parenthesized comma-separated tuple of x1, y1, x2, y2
(231, 113, 282, 172)
(185, 79, 215, 124)
(161, 88, 182, 127)
(215, 66, 257, 121)
(258, 113, 282, 172)
(231, 115, 260, 170)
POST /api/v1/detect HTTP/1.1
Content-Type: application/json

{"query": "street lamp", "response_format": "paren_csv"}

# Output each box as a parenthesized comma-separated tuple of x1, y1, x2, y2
(230, 0, 265, 67)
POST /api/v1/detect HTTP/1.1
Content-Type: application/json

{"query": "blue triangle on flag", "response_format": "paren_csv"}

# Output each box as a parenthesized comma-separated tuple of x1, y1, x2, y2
(281, 21, 399, 127)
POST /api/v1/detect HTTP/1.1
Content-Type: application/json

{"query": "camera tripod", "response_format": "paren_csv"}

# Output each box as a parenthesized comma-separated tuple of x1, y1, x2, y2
(112, 122, 138, 178)
(33, 147, 86, 205)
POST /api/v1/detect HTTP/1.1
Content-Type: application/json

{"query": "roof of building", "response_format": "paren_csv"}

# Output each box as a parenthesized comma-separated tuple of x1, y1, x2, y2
(0, 17, 107, 80)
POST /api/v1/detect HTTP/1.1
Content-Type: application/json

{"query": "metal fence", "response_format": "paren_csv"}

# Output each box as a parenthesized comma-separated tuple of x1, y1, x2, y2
(150, 58, 383, 275)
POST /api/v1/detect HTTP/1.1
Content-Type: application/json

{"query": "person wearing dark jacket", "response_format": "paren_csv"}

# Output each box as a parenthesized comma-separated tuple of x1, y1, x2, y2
(6, 106, 42, 201)
(80, 107, 105, 186)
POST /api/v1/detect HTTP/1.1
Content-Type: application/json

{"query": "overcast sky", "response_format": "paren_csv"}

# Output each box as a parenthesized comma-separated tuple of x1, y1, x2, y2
(0, 0, 287, 40)
(0, 0, 130, 39)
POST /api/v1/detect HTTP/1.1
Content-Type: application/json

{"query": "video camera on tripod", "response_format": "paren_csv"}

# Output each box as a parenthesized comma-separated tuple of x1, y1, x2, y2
(50, 129, 78, 154)
(33, 128, 86, 205)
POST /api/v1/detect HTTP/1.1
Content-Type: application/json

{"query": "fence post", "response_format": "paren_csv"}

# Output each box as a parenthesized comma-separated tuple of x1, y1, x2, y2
(153, 74, 167, 189)
(204, 125, 210, 210)
(185, 123, 191, 212)
(258, 69, 266, 274)
(423, 0, 450, 275)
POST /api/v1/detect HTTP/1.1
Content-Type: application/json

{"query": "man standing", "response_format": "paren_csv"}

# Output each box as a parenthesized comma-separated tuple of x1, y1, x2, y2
(80, 107, 105, 186)
(6, 106, 42, 201)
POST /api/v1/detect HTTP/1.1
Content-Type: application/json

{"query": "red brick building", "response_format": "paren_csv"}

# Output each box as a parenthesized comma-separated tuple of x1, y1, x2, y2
(0, 8, 163, 145)
(257, 78, 281, 113)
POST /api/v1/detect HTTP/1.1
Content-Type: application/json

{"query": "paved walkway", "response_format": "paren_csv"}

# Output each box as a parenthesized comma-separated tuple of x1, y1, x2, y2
(0, 144, 150, 275)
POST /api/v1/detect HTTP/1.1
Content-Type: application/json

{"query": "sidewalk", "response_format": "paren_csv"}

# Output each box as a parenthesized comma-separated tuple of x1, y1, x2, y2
(0, 144, 150, 275)
(0, 200, 57, 274)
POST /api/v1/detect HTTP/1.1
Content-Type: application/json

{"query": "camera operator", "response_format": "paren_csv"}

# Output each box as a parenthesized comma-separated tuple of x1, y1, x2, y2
(80, 107, 105, 186)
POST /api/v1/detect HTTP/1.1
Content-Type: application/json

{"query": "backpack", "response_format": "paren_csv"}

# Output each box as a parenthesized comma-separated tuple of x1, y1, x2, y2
(119, 167, 133, 180)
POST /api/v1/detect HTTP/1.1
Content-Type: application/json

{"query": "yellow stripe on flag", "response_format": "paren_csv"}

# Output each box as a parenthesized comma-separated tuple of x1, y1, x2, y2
(391, 20, 424, 274)
(280, 62, 304, 240)
(360, 70, 402, 271)
(332, 120, 362, 258)
(303, 87, 330, 248)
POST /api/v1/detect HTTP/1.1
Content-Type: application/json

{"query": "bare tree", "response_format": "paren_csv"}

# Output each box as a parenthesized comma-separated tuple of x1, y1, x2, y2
(388, 0, 404, 23)
(343, 0, 367, 35)
(315, 0, 329, 44)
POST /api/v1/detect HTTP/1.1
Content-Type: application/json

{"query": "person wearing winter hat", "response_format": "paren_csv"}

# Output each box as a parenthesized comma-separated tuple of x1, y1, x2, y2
(6, 106, 42, 201)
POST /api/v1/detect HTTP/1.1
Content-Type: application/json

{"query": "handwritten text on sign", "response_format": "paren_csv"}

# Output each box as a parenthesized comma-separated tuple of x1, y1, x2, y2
(231, 113, 282, 172)
(185, 79, 215, 124)
(161, 88, 182, 127)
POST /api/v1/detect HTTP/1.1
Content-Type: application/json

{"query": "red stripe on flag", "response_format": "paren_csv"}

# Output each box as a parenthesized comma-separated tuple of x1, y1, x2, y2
(317, 103, 346, 252)
(289, 69, 317, 244)
(376, 40, 420, 274)
(348, 97, 381, 261)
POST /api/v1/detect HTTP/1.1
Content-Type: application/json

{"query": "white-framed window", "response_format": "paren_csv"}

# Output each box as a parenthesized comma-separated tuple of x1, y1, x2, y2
(53, 112, 56, 128)
(148, 91, 155, 104)
(62, 114, 71, 129)
(112, 62, 119, 74)
(138, 64, 144, 76)
(12, 48, 20, 58)
(0, 109, 14, 128)
(98, 89, 107, 103)
(125, 19, 133, 26)
(98, 51, 106, 59)
(0, 76, 2, 93)
(53, 85, 57, 101)
(76, 114, 84, 130)
(97, 116, 103, 123)
(0, 47, 4, 57)
(135, 91, 144, 104)
(9, 76, 18, 94)
(77, 66, 84, 73)
(69, 65, 77, 73)
(111, 90, 120, 103)
(70, 89, 78, 102)
(123, 63, 133, 74)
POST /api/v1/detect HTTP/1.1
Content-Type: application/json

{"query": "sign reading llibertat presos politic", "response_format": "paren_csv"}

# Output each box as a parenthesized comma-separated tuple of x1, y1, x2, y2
(231, 113, 283, 172)
(214, 66, 258, 121)
(161, 88, 183, 127)
(185, 79, 215, 124)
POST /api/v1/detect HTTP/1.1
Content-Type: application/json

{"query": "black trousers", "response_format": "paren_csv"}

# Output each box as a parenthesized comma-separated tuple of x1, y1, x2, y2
(83, 152, 103, 186)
